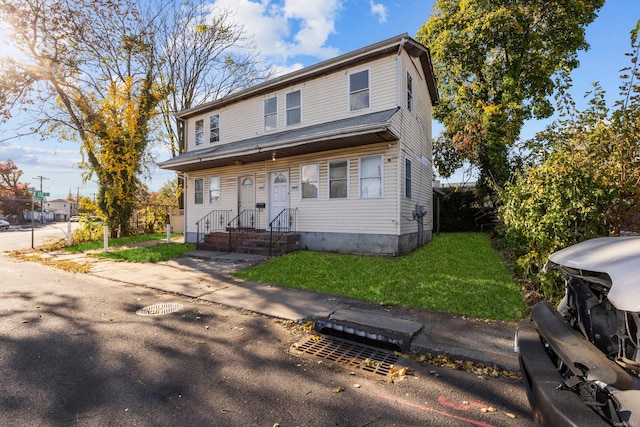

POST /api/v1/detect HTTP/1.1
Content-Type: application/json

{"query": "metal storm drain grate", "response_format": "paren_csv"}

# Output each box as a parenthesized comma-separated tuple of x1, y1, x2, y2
(290, 334, 398, 378)
(136, 303, 183, 316)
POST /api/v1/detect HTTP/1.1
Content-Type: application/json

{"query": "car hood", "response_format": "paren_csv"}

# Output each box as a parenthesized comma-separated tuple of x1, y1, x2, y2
(544, 237, 640, 312)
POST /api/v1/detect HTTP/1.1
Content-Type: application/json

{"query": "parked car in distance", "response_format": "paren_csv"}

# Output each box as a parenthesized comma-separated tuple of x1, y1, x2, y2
(516, 237, 640, 426)
(69, 216, 81, 222)
(0, 219, 9, 230)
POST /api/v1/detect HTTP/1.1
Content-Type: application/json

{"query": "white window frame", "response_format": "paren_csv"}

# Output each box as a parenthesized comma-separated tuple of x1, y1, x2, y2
(328, 159, 349, 199)
(209, 114, 220, 143)
(406, 72, 413, 113)
(194, 178, 204, 205)
(359, 155, 383, 198)
(209, 176, 220, 204)
(195, 119, 204, 146)
(349, 69, 370, 111)
(404, 157, 412, 199)
(300, 163, 319, 200)
(286, 90, 301, 126)
(264, 96, 277, 130)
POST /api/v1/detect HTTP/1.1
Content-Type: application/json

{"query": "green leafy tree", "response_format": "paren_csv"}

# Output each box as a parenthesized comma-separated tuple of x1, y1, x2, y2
(499, 22, 640, 300)
(0, 0, 164, 236)
(416, 0, 604, 193)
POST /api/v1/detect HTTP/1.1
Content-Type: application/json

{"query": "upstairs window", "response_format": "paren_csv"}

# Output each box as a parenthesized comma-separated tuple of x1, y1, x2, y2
(264, 96, 277, 130)
(286, 90, 301, 126)
(349, 70, 369, 111)
(405, 157, 412, 199)
(195, 119, 204, 146)
(209, 114, 220, 143)
(329, 160, 348, 199)
(359, 155, 382, 198)
(194, 178, 204, 205)
(407, 72, 413, 112)
(301, 163, 319, 200)
(209, 176, 220, 204)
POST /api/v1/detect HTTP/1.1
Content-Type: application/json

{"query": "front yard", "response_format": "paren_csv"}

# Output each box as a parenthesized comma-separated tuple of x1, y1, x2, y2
(234, 232, 527, 322)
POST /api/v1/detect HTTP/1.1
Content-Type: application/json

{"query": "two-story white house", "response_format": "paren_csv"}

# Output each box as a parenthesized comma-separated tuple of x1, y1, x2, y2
(159, 34, 439, 256)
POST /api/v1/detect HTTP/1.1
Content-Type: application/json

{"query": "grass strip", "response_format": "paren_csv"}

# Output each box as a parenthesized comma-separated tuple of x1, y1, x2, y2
(65, 233, 180, 253)
(93, 243, 195, 263)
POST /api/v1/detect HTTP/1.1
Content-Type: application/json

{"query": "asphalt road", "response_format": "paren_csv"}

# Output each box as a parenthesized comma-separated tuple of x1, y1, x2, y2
(0, 225, 535, 426)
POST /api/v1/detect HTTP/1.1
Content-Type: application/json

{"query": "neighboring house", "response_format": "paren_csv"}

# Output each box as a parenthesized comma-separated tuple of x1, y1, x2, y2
(45, 198, 79, 222)
(159, 34, 439, 255)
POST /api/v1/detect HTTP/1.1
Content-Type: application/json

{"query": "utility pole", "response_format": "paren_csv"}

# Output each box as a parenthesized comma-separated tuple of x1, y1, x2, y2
(34, 175, 49, 224)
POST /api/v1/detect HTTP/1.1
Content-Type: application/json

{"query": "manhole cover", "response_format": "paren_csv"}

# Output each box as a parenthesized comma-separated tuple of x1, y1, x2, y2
(136, 303, 183, 316)
(290, 334, 398, 378)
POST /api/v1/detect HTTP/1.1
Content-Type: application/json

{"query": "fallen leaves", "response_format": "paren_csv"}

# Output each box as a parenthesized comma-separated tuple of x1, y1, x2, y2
(387, 366, 411, 383)
(9, 250, 92, 273)
(405, 351, 521, 380)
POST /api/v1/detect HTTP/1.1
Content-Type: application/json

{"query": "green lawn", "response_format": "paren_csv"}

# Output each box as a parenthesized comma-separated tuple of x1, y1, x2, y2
(234, 232, 527, 322)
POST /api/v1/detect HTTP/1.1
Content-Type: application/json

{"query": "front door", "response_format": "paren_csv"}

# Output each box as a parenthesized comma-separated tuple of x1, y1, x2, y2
(269, 171, 289, 225)
(238, 176, 255, 215)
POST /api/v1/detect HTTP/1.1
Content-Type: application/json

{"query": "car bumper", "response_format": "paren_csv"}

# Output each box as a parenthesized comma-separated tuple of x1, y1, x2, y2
(516, 317, 608, 426)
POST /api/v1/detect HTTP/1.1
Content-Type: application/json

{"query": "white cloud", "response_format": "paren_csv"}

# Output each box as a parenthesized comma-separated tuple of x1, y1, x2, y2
(207, 0, 342, 65)
(369, 0, 387, 24)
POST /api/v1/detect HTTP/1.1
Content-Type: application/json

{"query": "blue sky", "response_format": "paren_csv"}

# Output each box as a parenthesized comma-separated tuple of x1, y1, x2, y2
(0, 0, 638, 199)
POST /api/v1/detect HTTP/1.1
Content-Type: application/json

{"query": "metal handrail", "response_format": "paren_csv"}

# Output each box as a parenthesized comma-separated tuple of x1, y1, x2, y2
(269, 208, 297, 256)
(195, 210, 232, 243)
(227, 209, 260, 250)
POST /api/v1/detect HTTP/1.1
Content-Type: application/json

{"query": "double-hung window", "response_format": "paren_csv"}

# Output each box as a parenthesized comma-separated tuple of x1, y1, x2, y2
(209, 114, 219, 143)
(209, 176, 220, 204)
(359, 155, 382, 198)
(286, 90, 301, 126)
(301, 163, 319, 200)
(264, 96, 277, 130)
(194, 178, 204, 205)
(329, 160, 348, 199)
(407, 72, 413, 112)
(349, 70, 369, 111)
(195, 119, 204, 146)
(405, 157, 412, 199)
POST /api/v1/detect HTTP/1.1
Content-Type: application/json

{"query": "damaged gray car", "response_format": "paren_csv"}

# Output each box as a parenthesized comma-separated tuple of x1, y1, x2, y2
(516, 237, 640, 426)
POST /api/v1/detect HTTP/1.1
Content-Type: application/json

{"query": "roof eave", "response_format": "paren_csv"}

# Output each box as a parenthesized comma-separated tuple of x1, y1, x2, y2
(159, 124, 398, 172)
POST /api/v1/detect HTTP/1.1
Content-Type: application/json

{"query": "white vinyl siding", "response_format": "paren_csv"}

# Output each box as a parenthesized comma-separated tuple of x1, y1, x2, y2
(182, 56, 398, 151)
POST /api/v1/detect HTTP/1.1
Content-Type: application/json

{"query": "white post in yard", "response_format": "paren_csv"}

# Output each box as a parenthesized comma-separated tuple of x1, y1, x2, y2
(167, 224, 171, 243)
(68, 221, 72, 246)
(103, 226, 109, 252)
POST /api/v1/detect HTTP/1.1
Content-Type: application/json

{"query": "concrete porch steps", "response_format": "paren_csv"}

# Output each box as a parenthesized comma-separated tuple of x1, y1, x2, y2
(198, 230, 301, 256)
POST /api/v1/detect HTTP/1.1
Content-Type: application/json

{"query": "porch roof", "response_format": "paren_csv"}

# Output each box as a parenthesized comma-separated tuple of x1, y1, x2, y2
(158, 108, 400, 172)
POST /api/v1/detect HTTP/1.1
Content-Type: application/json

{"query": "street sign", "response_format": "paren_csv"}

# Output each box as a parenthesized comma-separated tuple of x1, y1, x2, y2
(34, 191, 50, 198)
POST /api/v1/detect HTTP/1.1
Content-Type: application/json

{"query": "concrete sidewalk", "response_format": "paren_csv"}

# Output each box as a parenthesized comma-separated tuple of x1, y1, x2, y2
(69, 249, 520, 370)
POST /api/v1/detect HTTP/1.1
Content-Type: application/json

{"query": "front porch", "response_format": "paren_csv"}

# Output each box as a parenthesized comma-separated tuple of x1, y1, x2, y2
(195, 208, 300, 257)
